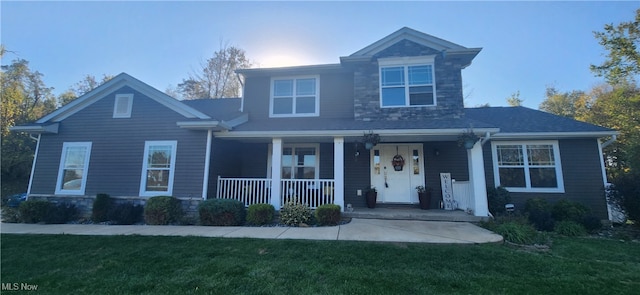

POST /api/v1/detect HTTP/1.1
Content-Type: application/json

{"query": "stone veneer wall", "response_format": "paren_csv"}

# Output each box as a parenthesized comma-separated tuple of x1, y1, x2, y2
(28, 195, 203, 220)
(353, 39, 465, 121)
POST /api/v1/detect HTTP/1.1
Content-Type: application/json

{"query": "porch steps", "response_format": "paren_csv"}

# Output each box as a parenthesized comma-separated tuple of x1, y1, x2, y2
(343, 207, 488, 223)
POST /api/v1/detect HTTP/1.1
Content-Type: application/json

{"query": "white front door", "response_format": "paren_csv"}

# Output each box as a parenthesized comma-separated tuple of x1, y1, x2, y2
(371, 144, 425, 204)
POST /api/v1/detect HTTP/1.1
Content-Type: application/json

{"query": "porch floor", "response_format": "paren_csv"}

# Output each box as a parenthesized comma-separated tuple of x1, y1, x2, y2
(343, 206, 488, 222)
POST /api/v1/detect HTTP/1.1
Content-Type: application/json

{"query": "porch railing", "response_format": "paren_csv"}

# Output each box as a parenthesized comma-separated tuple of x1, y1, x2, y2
(281, 179, 335, 209)
(453, 181, 471, 211)
(216, 177, 335, 209)
(216, 177, 272, 206)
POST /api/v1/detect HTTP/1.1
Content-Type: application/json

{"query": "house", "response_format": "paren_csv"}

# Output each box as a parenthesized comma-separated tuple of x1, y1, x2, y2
(12, 27, 617, 220)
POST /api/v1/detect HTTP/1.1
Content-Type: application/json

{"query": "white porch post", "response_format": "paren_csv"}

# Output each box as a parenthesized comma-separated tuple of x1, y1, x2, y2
(333, 137, 345, 212)
(270, 138, 283, 210)
(467, 142, 489, 216)
(201, 130, 213, 200)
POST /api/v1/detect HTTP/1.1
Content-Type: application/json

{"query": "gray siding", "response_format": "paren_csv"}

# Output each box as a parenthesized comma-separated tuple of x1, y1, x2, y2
(344, 144, 371, 207)
(31, 86, 208, 198)
(423, 141, 469, 208)
(483, 139, 608, 219)
(243, 72, 354, 121)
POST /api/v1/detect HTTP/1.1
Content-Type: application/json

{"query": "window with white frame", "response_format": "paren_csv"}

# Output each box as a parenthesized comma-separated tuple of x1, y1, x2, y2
(379, 56, 436, 107)
(140, 141, 177, 196)
(55, 142, 92, 195)
(492, 141, 564, 193)
(113, 94, 133, 118)
(270, 76, 319, 117)
(280, 145, 319, 179)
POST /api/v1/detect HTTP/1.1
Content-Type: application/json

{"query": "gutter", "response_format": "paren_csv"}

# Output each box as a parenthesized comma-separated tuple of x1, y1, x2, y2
(236, 73, 245, 112)
(214, 127, 500, 139)
(9, 123, 59, 134)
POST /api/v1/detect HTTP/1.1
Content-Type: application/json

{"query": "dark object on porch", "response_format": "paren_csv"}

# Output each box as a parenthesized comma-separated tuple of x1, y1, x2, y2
(416, 186, 432, 210)
(365, 186, 377, 208)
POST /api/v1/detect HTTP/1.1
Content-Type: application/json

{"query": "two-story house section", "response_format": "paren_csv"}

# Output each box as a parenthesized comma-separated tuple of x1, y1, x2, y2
(14, 27, 617, 220)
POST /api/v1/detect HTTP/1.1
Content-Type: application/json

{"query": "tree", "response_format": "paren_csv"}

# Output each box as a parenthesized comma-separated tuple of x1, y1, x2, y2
(1, 58, 57, 197)
(177, 44, 251, 99)
(58, 74, 113, 106)
(590, 9, 640, 85)
(539, 86, 589, 119)
(506, 91, 523, 106)
(582, 84, 640, 173)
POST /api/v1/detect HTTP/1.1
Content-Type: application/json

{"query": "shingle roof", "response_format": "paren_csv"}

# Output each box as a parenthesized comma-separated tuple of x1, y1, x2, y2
(179, 99, 614, 136)
(181, 98, 243, 121)
(231, 116, 494, 132)
(464, 106, 614, 133)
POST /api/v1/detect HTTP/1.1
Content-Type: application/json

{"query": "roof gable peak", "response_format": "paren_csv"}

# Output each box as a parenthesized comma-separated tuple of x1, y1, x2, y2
(37, 72, 210, 123)
(349, 27, 466, 57)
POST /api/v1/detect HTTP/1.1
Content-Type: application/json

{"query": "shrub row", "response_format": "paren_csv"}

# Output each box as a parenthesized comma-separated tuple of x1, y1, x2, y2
(482, 189, 604, 244)
(17, 195, 342, 227)
(524, 198, 602, 234)
(18, 200, 78, 224)
(198, 201, 341, 227)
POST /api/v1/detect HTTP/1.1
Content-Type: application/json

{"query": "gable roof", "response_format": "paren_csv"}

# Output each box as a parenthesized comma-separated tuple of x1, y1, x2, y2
(36, 73, 211, 123)
(465, 106, 616, 138)
(341, 27, 482, 65)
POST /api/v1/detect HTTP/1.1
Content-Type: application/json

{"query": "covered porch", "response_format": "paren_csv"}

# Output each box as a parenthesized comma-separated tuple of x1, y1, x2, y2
(209, 130, 493, 217)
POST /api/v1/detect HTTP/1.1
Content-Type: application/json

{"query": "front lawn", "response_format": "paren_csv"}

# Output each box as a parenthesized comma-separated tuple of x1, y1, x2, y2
(1, 234, 639, 294)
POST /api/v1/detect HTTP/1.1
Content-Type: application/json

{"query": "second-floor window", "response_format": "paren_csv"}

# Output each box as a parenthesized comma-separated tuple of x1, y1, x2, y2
(379, 56, 436, 107)
(270, 76, 319, 117)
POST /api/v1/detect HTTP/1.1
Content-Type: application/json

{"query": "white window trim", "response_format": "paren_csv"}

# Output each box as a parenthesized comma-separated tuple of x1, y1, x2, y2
(139, 140, 178, 197)
(267, 143, 320, 179)
(113, 94, 134, 118)
(378, 55, 437, 108)
(491, 140, 565, 193)
(269, 75, 320, 118)
(55, 142, 92, 195)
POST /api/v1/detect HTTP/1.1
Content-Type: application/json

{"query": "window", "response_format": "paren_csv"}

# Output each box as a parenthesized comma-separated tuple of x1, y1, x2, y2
(55, 142, 92, 195)
(113, 94, 133, 118)
(280, 145, 319, 179)
(140, 141, 177, 196)
(270, 76, 319, 117)
(379, 56, 436, 107)
(492, 141, 564, 193)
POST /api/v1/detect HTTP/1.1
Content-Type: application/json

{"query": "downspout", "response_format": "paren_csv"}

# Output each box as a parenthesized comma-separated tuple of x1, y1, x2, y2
(598, 135, 617, 221)
(236, 73, 245, 112)
(480, 132, 491, 145)
(601, 134, 617, 148)
(26, 134, 42, 199)
(201, 129, 213, 200)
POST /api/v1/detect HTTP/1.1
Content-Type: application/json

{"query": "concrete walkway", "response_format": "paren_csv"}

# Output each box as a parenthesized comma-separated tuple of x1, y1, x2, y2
(1, 219, 502, 244)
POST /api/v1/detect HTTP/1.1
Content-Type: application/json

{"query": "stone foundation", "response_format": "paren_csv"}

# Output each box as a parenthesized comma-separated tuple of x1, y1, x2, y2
(27, 195, 203, 219)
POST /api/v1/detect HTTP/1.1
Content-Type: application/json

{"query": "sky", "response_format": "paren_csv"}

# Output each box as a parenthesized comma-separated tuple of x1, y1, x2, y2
(1, 1, 638, 109)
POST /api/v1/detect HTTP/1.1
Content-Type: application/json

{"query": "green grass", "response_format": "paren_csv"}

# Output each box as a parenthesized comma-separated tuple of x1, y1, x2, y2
(1, 234, 639, 294)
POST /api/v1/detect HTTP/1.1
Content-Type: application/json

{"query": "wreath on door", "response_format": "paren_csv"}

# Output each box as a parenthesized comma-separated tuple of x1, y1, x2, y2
(392, 154, 405, 171)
